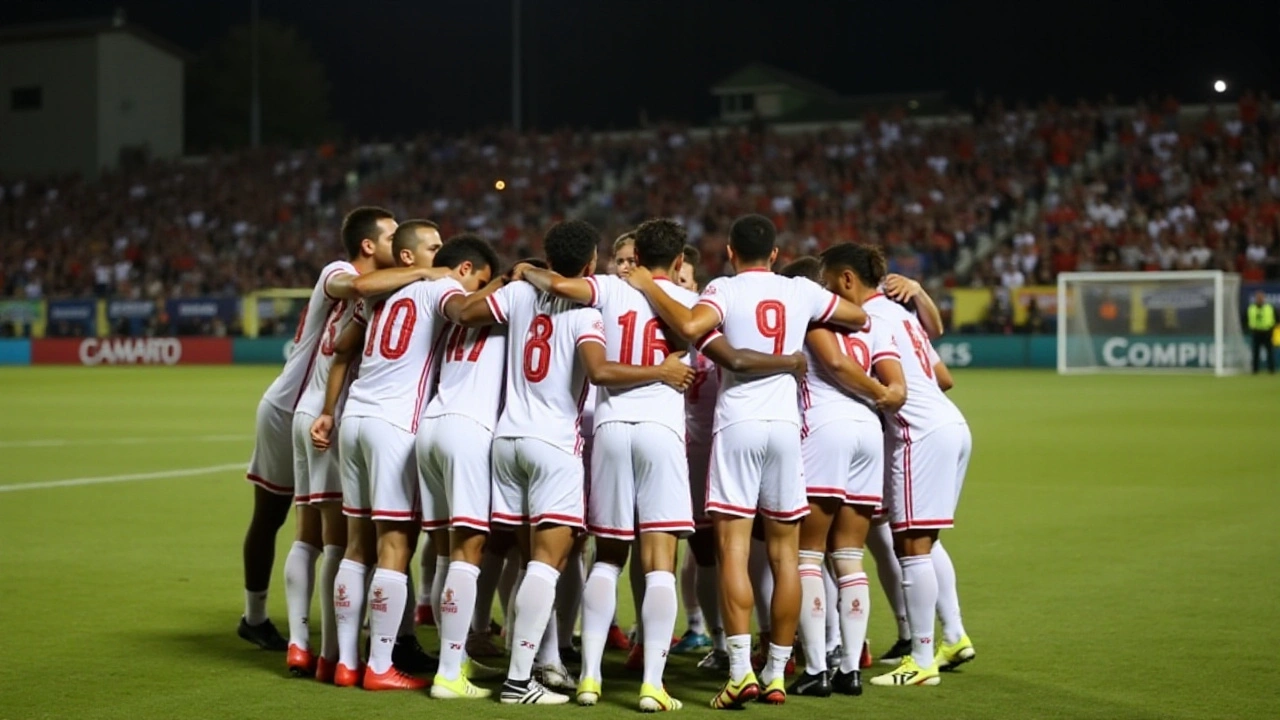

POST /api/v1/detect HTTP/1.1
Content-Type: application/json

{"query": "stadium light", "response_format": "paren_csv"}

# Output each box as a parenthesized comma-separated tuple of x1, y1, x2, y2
(495, 180, 507, 190)
(1213, 79, 1227, 93)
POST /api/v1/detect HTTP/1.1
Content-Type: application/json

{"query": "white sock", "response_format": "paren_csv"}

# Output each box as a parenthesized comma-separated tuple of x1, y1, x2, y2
(505, 568, 525, 653)
(760, 642, 793, 686)
(695, 563, 724, 651)
(868, 522, 909, 640)
(283, 541, 321, 648)
(471, 550, 506, 634)
(401, 567, 417, 637)
(536, 612, 563, 666)
(507, 561, 559, 682)
(367, 568, 408, 674)
(727, 634, 752, 684)
(580, 562, 621, 683)
(556, 550, 583, 648)
(628, 554, 646, 639)
(900, 555, 938, 669)
(836, 573, 870, 673)
(749, 539, 773, 634)
(439, 561, 479, 681)
(318, 545, 344, 660)
(244, 589, 269, 625)
(642, 571, 678, 687)
(798, 554, 827, 673)
(932, 542, 966, 644)
(430, 556, 449, 631)
(823, 565, 840, 653)
(334, 559, 368, 669)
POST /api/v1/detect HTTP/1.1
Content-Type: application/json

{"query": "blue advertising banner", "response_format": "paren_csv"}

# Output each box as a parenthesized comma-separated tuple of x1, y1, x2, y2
(166, 297, 238, 335)
(45, 299, 98, 337)
(0, 339, 31, 365)
(107, 299, 155, 336)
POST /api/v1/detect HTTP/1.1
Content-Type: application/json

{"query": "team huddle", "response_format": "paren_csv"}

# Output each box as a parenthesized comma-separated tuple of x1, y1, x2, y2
(235, 207, 975, 710)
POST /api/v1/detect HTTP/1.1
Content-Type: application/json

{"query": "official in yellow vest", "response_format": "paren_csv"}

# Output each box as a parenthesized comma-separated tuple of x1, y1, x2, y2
(1247, 291, 1276, 374)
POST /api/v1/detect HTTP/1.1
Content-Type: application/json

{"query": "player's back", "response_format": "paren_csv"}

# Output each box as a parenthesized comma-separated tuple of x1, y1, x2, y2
(863, 294, 964, 437)
(800, 319, 899, 434)
(262, 260, 357, 412)
(344, 278, 465, 433)
(697, 270, 838, 432)
(423, 322, 508, 431)
(491, 282, 604, 455)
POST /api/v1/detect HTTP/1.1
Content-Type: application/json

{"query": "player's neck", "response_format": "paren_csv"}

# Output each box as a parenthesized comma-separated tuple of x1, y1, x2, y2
(732, 261, 772, 274)
(645, 265, 673, 281)
(350, 256, 378, 274)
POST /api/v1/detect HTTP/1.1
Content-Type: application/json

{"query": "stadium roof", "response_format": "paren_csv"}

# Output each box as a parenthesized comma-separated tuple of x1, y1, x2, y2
(711, 62, 842, 99)
(0, 16, 193, 61)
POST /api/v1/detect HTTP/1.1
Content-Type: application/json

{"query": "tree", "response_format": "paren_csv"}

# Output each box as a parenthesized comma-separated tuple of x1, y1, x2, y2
(187, 21, 337, 150)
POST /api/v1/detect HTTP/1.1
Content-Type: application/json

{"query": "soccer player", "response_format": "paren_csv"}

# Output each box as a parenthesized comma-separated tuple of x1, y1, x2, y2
(676, 244, 699, 292)
(778, 255, 906, 697)
(239, 206, 400, 652)
(624, 214, 866, 707)
(814, 244, 973, 688)
(451, 219, 694, 705)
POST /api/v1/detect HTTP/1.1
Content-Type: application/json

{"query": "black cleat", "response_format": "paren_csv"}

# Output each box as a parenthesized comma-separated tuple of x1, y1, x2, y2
(878, 638, 912, 665)
(559, 645, 583, 665)
(393, 634, 439, 674)
(831, 670, 863, 696)
(788, 671, 832, 697)
(238, 617, 287, 651)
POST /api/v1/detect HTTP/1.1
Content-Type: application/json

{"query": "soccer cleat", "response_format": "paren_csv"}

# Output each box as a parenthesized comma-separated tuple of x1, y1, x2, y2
(697, 650, 729, 672)
(710, 672, 760, 709)
(673, 630, 712, 654)
(500, 678, 571, 705)
(576, 676, 602, 706)
(825, 645, 843, 677)
(878, 638, 912, 665)
(752, 647, 795, 676)
(639, 683, 683, 712)
(430, 673, 492, 699)
(315, 656, 337, 684)
(286, 644, 317, 677)
(757, 676, 787, 705)
(462, 657, 502, 682)
(238, 617, 288, 651)
(625, 643, 646, 671)
(333, 663, 364, 688)
(606, 623, 632, 651)
(935, 635, 976, 671)
(869, 656, 941, 687)
(831, 669, 863, 696)
(415, 603, 435, 627)
(788, 671, 831, 698)
(466, 630, 505, 658)
(362, 666, 428, 691)
(534, 662, 578, 691)
(560, 645, 583, 665)
(392, 634, 438, 674)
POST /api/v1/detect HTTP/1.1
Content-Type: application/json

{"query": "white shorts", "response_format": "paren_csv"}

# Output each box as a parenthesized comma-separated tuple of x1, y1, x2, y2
(801, 420, 883, 507)
(291, 411, 343, 505)
(588, 422, 694, 541)
(888, 422, 971, 532)
(686, 439, 712, 528)
(339, 416, 418, 522)
(417, 415, 493, 533)
(247, 399, 294, 496)
(707, 421, 807, 522)
(491, 437, 584, 530)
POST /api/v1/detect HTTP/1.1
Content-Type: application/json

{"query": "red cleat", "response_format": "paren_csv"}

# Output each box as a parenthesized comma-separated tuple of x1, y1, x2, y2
(361, 666, 428, 691)
(334, 663, 364, 688)
(315, 656, 337, 684)
(287, 644, 316, 677)
(625, 642, 645, 671)
(606, 624, 632, 651)
(860, 641, 873, 669)
(415, 604, 435, 627)
(670, 635, 681, 649)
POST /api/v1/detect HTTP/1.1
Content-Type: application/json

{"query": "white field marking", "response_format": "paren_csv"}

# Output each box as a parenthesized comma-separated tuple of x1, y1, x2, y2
(0, 463, 244, 493)
(0, 434, 252, 449)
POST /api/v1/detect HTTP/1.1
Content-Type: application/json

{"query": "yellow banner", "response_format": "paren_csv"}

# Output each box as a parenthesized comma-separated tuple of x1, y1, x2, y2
(950, 288, 993, 330)
(1011, 285, 1058, 325)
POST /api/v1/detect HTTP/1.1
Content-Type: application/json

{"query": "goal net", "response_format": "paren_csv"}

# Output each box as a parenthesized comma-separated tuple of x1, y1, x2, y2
(1057, 271, 1250, 376)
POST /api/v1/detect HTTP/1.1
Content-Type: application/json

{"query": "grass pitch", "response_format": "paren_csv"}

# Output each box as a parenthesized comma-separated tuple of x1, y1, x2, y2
(0, 367, 1277, 720)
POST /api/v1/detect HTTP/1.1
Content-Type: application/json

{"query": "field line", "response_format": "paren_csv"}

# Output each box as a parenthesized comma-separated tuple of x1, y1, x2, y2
(0, 434, 252, 449)
(0, 463, 244, 493)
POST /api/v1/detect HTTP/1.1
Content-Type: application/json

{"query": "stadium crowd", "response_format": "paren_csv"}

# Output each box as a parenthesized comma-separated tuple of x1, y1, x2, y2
(1, 91, 1277, 305)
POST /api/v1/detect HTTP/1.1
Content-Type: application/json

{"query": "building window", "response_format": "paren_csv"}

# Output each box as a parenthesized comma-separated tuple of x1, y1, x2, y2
(11, 86, 42, 111)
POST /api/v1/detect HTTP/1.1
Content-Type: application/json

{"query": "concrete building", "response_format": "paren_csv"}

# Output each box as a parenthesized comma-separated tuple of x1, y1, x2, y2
(0, 17, 187, 179)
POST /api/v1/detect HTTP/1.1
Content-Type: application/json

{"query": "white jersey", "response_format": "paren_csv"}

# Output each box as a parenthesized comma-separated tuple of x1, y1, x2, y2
(685, 344, 719, 447)
(294, 298, 362, 418)
(343, 277, 466, 434)
(800, 319, 900, 435)
(585, 274, 695, 439)
(423, 320, 508, 432)
(488, 281, 605, 456)
(261, 260, 357, 413)
(863, 294, 965, 439)
(580, 384, 598, 439)
(693, 269, 840, 433)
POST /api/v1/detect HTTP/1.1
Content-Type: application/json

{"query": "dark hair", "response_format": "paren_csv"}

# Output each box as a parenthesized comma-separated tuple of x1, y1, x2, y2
(434, 233, 499, 274)
(341, 206, 395, 259)
(728, 214, 777, 263)
(819, 242, 887, 287)
(391, 219, 440, 257)
(519, 257, 550, 270)
(633, 218, 687, 271)
(544, 220, 600, 277)
(780, 256, 821, 282)
(682, 245, 700, 266)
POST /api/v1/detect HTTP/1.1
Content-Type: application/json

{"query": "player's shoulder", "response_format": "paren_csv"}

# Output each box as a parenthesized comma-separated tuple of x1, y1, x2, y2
(656, 278, 699, 307)
(863, 293, 903, 321)
(319, 259, 357, 279)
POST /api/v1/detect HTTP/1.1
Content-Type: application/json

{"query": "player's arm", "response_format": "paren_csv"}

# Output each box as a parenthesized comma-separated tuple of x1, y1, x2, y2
(519, 267, 596, 306)
(310, 321, 365, 450)
(626, 266, 719, 341)
(327, 266, 449, 300)
(806, 326, 902, 409)
(578, 341, 694, 392)
(699, 332, 806, 380)
(450, 263, 534, 326)
(883, 273, 944, 338)
(871, 356, 908, 414)
(934, 359, 954, 392)
(825, 296, 868, 331)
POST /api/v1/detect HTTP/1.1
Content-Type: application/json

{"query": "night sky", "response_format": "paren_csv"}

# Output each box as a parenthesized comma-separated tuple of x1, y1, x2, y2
(2, 0, 1277, 138)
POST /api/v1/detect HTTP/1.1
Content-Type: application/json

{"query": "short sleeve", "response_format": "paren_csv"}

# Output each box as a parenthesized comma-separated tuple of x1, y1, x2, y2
(696, 278, 728, 325)
(321, 262, 357, 301)
(584, 275, 612, 309)
(431, 277, 466, 318)
(576, 309, 606, 346)
(869, 322, 901, 364)
(694, 329, 724, 353)
(801, 278, 839, 323)
(486, 283, 515, 325)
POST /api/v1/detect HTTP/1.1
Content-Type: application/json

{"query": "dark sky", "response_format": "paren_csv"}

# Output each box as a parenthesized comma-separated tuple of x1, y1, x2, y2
(2, 0, 1277, 137)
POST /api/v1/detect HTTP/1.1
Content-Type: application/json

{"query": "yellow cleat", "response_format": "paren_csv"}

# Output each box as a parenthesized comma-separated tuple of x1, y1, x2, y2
(461, 657, 502, 681)
(869, 656, 941, 687)
(710, 672, 760, 709)
(935, 635, 976, 671)
(639, 683, 683, 712)
(429, 673, 492, 699)
(576, 676, 602, 706)
(757, 676, 786, 705)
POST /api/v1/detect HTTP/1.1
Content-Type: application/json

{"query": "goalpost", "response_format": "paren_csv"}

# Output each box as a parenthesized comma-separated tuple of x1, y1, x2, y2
(1057, 271, 1251, 376)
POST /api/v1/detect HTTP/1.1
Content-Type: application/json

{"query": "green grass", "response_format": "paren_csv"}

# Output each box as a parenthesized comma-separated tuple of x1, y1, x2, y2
(1, 367, 1277, 720)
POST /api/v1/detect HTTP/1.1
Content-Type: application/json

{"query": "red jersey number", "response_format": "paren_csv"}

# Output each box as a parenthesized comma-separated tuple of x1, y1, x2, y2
(523, 314, 553, 382)
(755, 300, 786, 354)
